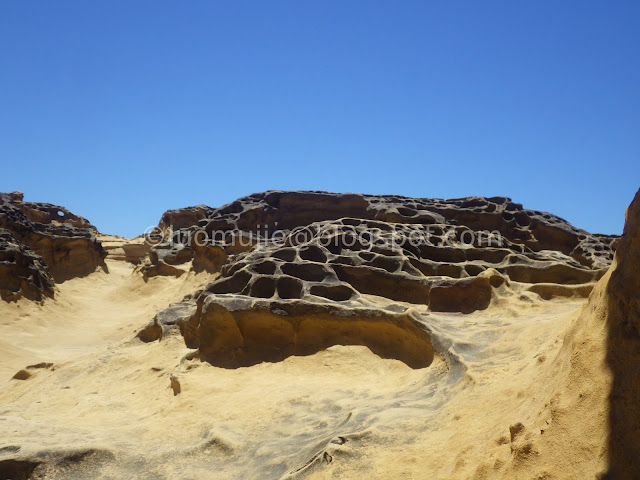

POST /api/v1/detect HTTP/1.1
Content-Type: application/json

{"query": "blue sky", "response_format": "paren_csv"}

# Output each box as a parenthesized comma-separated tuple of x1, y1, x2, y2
(1, 1, 638, 237)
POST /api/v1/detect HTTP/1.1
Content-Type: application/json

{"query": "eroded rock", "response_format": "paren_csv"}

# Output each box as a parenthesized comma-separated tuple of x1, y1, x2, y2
(138, 190, 617, 367)
(183, 295, 434, 369)
(0, 228, 54, 302)
(0, 192, 107, 291)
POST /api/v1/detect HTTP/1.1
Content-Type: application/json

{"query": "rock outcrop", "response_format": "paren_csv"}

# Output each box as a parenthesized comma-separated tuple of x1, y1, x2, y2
(98, 234, 150, 264)
(153, 191, 616, 263)
(492, 187, 640, 479)
(603, 188, 640, 477)
(139, 191, 615, 367)
(0, 228, 54, 301)
(0, 192, 107, 300)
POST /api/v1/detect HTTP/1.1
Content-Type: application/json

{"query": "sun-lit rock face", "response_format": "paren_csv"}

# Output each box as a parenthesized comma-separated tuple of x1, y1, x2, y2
(602, 188, 640, 477)
(0, 192, 106, 299)
(607, 188, 640, 334)
(145, 191, 615, 285)
(139, 190, 616, 367)
(0, 228, 54, 301)
(3, 189, 639, 480)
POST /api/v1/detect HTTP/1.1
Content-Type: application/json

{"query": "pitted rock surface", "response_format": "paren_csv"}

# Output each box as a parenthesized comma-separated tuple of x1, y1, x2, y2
(140, 191, 616, 367)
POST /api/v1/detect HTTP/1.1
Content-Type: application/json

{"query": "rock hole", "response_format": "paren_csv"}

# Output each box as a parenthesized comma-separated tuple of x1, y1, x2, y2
(298, 245, 328, 263)
(281, 262, 329, 282)
(249, 276, 276, 298)
(309, 284, 355, 301)
(277, 276, 303, 299)
(251, 260, 277, 275)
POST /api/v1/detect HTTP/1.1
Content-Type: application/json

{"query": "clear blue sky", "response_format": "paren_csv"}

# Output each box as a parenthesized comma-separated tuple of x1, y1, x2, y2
(1, 1, 638, 237)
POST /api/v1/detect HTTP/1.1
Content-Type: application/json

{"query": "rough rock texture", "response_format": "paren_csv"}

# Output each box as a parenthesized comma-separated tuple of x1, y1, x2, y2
(155, 191, 617, 263)
(0, 229, 54, 301)
(499, 187, 640, 480)
(98, 234, 150, 264)
(159, 204, 217, 231)
(0, 192, 106, 299)
(3, 189, 637, 479)
(608, 189, 640, 335)
(140, 191, 615, 367)
(603, 188, 640, 478)
(137, 300, 198, 342)
(193, 295, 434, 369)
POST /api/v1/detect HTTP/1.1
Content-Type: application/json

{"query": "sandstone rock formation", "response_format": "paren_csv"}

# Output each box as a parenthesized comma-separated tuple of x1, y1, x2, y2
(2, 189, 637, 480)
(156, 191, 617, 263)
(603, 188, 640, 477)
(0, 192, 107, 300)
(0, 228, 54, 301)
(98, 234, 150, 264)
(139, 191, 615, 368)
(466, 186, 640, 479)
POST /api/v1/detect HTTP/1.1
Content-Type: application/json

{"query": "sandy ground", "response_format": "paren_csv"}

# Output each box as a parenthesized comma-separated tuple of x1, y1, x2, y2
(0, 259, 611, 479)
(0, 260, 210, 382)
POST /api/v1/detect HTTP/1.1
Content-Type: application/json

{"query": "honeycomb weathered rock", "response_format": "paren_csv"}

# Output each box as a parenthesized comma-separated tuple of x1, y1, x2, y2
(140, 191, 615, 367)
